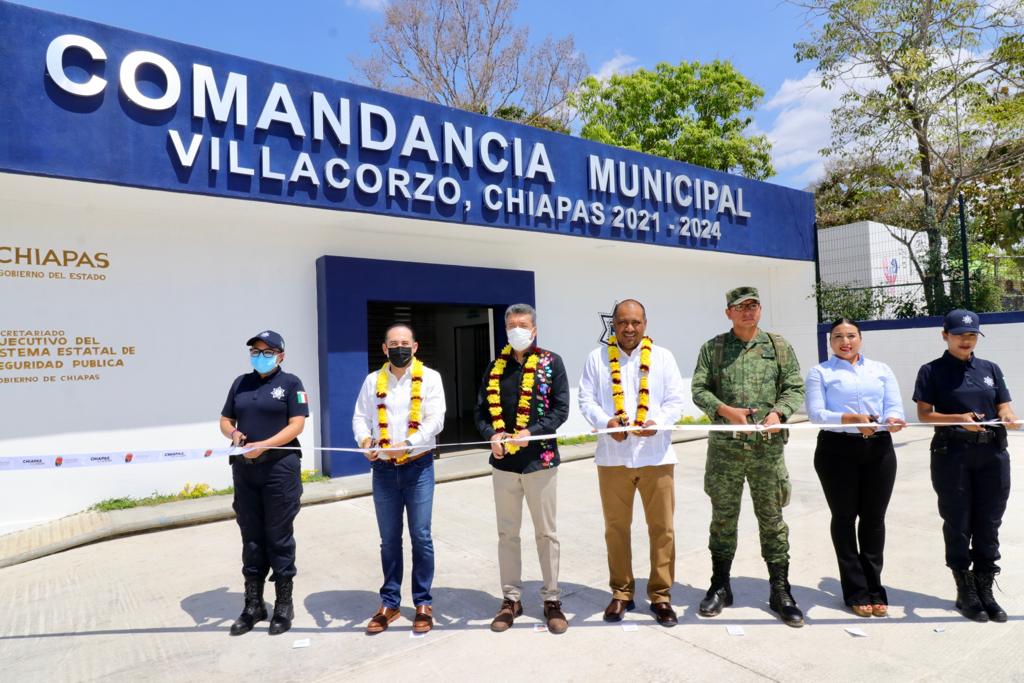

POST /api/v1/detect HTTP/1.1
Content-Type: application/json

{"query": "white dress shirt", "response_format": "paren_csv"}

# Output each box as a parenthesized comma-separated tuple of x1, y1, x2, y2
(352, 363, 446, 457)
(578, 342, 687, 467)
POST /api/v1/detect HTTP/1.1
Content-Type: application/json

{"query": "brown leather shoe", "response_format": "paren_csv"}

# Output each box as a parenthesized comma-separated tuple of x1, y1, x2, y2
(490, 598, 523, 632)
(603, 598, 635, 622)
(365, 605, 400, 635)
(543, 600, 568, 634)
(413, 604, 433, 633)
(650, 601, 678, 627)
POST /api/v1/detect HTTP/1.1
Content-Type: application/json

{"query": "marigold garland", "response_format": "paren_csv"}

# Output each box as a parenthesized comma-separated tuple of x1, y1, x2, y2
(487, 344, 539, 455)
(607, 335, 653, 428)
(375, 357, 424, 464)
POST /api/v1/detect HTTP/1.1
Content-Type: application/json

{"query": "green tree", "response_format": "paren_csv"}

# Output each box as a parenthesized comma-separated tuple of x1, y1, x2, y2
(794, 0, 1024, 314)
(492, 104, 569, 134)
(571, 60, 774, 179)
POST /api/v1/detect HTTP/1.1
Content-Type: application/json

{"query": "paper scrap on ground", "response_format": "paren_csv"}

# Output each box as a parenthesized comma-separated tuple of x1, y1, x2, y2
(292, 638, 311, 649)
(410, 630, 427, 639)
(622, 623, 639, 632)
(934, 627, 946, 633)
(533, 624, 548, 632)
(845, 627, 868, 638)
(726, 625, 745, 636)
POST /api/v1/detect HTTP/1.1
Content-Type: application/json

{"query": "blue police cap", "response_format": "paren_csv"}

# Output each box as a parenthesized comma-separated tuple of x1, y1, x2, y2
(943, 309, 984, 336)
(246, 330, 285, 350)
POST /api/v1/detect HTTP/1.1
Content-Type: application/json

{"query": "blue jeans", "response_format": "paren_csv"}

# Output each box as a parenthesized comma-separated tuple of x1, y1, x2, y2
(371, 455, 435, 608)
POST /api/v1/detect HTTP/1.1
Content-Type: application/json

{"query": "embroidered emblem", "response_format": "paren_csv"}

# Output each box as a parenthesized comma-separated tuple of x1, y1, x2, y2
(962, 315, 973, 325)
(270, 386, 286, 400)
(984, 376, 995, 387)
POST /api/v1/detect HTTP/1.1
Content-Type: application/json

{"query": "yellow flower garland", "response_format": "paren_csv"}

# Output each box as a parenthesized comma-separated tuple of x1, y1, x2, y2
(607, 335, 653, 428)
(375, 357, 424, 464)
(486, 344, 539, 455)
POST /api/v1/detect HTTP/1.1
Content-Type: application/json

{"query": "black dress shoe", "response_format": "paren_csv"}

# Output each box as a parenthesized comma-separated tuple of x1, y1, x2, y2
(650, 601, 678, 627)
(603, 598, 635, 622)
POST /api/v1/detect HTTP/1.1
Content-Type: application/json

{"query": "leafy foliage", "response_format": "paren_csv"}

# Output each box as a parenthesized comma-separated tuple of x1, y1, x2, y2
(794, 0, 1024, 313)
(572, 60, 774, 179)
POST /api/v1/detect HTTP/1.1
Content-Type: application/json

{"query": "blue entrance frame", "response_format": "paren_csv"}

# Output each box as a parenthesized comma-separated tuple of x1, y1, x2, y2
(315, 256, 536, 477)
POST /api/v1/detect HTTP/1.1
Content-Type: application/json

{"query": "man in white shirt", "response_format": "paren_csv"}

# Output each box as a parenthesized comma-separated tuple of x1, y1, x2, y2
(578, 300, 687, 626)
(353, 323, 446, 635)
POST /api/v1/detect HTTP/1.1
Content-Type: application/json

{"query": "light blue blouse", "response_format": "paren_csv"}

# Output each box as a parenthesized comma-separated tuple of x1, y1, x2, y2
(805, 355, 905, 433)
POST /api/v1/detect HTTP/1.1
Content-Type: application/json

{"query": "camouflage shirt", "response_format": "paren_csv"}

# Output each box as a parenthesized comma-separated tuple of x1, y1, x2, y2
(691, 329, 805, 424)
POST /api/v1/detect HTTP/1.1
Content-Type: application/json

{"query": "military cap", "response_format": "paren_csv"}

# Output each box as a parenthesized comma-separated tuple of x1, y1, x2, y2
(726, 286, 760, 307)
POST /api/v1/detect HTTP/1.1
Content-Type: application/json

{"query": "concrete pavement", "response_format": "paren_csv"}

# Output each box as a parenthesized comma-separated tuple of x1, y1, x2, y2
(1, 428, 1023, 682)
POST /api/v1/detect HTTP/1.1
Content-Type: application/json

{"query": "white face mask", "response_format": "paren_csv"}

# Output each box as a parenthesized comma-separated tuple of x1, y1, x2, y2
(507, 327, 535, 352)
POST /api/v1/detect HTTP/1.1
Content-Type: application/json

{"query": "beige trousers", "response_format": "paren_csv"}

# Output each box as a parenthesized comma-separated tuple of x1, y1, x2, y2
(492, 467, 560, 601)
(597, 464, 676, 603)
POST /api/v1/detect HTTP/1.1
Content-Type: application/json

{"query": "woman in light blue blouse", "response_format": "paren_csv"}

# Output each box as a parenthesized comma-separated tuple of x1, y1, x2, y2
(805, 318, 907, 617)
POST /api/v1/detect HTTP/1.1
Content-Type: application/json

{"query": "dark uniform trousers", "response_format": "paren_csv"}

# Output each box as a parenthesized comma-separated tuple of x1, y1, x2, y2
(232, 452, 303, 580)
(931, 442, 1011, 573)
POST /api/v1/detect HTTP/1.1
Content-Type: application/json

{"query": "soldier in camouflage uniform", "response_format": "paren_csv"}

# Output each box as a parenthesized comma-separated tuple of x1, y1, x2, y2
(691, 286, 807, 627)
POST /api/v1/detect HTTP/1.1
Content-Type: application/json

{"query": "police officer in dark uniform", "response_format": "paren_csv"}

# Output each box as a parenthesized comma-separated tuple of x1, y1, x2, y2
(913, 310, 1019, 622)
(219, 330, 309, 636)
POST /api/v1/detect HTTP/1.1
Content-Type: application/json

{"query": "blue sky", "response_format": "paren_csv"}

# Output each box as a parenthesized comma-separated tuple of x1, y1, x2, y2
(14, 0, 834, 190)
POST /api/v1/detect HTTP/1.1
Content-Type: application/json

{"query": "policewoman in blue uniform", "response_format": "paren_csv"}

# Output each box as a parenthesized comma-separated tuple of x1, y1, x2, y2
(219, 330, 309, 636)
(913, 310, 1020, 622)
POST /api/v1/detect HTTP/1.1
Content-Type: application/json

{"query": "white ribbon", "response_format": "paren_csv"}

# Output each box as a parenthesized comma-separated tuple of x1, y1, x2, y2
(0, 421, 1019, 470)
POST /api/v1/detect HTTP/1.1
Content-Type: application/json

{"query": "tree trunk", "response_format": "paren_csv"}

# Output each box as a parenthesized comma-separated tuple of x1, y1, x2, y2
(911, 117, 945, 314)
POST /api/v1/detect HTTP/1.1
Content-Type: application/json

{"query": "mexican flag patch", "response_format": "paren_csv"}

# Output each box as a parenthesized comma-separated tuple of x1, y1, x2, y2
(296, 391, 308, 404)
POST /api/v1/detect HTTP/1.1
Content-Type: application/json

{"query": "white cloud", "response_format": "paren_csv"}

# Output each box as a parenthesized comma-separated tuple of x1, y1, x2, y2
(346, 0, 387, 10)
(760, 63, 886, 187)
(595, 52, 638, 81)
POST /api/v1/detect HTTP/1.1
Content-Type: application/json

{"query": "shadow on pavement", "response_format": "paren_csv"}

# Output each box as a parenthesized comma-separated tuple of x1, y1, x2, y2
(305, 589, 380, 629)
(180, 586, 241, 627)
(0, 576, 1009, 641)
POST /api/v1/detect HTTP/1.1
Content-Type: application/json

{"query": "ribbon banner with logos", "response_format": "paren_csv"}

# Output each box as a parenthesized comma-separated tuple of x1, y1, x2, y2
(1, 421, 1020, 472)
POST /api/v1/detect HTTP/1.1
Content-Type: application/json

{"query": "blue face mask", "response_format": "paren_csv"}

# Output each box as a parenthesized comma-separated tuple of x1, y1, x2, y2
(251, 353, 279, 374)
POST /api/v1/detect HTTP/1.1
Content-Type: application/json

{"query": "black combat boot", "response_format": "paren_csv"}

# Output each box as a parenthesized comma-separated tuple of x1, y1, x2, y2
(952, 569, 989, 622)
(974, 570, 1007, 623)
(699, 558, 734, 617)
(767, 563, 804, 628)
(268, 577, 295, 635)
(229, 578, 268, 636)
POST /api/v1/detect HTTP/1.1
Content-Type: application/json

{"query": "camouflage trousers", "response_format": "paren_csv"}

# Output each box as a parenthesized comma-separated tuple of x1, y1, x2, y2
(704, 435, 792, 565)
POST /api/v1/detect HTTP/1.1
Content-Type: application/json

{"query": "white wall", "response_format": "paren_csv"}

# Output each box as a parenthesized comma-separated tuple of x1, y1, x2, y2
(818, 321, 1024, 420)
(0, 173, 818, 532)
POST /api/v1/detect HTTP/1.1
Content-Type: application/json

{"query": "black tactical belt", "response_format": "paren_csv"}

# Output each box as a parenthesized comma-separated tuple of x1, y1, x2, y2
(231, 449, 299, 466)
(944, 429, 997, 445)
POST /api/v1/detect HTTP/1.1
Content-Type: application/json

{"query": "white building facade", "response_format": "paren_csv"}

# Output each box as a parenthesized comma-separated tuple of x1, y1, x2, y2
(0, 4, 817, 533)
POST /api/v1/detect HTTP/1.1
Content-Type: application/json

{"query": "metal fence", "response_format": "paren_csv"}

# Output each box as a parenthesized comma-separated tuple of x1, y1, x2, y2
(814, 220, 1021, 323)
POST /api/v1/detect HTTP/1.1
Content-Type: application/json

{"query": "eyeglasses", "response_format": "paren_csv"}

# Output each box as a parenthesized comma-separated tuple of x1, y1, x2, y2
(249, 348, 280, 358)
(730, 302, 760, 312)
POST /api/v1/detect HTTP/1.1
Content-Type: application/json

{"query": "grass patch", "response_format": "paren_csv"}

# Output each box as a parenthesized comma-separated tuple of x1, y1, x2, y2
(676, 415, 712, 425)
(557, 434, 599, 446)
(90, 469, 328, 512)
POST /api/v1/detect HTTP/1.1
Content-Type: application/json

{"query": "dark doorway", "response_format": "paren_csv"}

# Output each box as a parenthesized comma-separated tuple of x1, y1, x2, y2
(367, 301, 494, 454)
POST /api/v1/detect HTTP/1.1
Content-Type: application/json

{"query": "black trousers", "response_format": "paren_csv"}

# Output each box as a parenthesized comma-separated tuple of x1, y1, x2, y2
(930, 442, 1010, 572)
(232, 452, 303, 581)
(814, 431, 897, 606)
